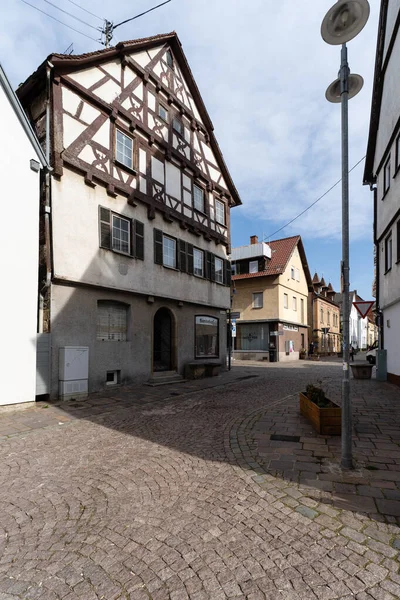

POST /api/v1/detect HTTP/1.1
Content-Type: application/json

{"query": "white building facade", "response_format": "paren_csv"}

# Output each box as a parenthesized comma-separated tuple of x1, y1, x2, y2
(0, 64, 48, 405)
(18, 34, 240, 397)
(364, 0, 400, 385)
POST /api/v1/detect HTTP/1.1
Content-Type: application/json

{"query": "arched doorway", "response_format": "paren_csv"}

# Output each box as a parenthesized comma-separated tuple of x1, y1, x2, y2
(153, 308, 175, 372)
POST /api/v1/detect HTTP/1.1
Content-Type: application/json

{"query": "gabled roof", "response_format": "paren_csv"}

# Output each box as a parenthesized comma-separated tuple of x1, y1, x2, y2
(0, 63, 48, 168)
(320, 277, 327, 288)
(232, 235, 313, 289)
(17, 32, 240, 205)
(363, 1, 388, 184)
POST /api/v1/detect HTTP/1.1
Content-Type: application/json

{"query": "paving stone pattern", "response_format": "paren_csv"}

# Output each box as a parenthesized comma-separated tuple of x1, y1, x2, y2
(0, 359, 400, 599)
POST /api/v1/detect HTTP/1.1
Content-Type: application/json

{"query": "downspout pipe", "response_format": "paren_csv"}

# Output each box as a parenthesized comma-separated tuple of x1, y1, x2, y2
(371, 183, 382, 349)
(39, 61, 54, 332)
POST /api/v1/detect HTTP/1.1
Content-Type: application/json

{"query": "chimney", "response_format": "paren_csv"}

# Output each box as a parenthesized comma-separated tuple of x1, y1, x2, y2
(250, 235, 258, 245)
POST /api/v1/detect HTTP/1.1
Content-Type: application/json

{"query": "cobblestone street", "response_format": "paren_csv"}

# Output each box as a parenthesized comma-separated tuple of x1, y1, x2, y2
(1, 359, 400, 600)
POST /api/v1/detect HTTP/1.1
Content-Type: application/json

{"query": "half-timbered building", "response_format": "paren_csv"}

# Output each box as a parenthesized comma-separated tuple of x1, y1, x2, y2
(18, 32, 241, 397)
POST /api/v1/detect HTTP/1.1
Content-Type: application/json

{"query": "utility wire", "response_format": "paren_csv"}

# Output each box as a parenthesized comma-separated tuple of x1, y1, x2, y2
(42, 0, 99, 31)
(265, 155, 366, 240)
(113, 0, 171, 30)
(20, 0, 101, 43)
(64, 0, 104, 22)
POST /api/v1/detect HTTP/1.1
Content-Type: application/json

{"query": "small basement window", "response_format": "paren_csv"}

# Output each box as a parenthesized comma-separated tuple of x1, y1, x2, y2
(106, 370, 120, 385)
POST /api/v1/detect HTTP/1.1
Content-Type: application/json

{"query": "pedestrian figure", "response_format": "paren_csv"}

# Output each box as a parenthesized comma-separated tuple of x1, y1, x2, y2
(308, 342, 314, 357)
(350, 345, 355, 362)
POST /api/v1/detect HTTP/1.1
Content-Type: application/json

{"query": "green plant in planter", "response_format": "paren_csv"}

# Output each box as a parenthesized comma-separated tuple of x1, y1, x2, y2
(305, 384, 331, 408)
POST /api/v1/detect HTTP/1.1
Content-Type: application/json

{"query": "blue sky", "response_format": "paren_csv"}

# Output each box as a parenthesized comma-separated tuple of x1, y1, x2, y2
(1, 0, 379, 299)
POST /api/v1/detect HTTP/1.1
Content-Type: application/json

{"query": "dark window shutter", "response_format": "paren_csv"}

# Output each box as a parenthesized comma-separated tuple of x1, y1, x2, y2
(134, 221, 144, 260)
(179, 240, 187, 272)
(210, 254, 216, 282)
(187, 243, 194, 274)
(206, 251, 212, 280)
(225, 259, 231, 287)
(99, 207, 111, 249)
(154, 229, 163, 265)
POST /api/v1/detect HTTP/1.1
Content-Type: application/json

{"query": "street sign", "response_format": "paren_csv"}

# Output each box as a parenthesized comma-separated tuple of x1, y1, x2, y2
(270, 331, 284, 336)
(230, 311, 241, 320)
(231, 320, 236, 338)
(353, 301, 374, 319)
(321, 327, 330, 334)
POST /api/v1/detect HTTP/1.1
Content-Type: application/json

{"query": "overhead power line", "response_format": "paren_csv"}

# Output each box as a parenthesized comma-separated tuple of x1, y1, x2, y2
(265, 155, 366, 240)
(20, 0, 101, 43)
(64, 0, 104, 22)
(42, 0, 99, 31)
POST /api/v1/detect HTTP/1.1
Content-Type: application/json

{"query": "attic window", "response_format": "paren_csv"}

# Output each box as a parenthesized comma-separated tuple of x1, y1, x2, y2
(249, 260, 258, 274)
(166, 50, 174, 69)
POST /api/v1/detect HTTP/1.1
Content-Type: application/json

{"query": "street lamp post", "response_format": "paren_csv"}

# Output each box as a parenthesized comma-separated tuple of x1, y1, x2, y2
(321, 0, 370, 469)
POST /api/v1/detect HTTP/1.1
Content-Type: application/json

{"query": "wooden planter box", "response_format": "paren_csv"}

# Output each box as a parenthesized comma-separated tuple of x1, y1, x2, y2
(299, 392, 341, 435)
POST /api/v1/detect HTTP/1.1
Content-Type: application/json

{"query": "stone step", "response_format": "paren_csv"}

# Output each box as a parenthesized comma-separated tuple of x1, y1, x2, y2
(146, 372, 186, 386)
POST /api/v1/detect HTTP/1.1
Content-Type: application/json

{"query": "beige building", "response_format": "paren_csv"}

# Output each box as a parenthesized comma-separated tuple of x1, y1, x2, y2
(308, 274, 341, 355)
(231, 235, 312, 362)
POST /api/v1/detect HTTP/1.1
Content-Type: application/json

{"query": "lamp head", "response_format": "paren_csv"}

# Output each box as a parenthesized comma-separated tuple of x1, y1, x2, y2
(325, 73, 364, 102)
(321, 0, 370, 45)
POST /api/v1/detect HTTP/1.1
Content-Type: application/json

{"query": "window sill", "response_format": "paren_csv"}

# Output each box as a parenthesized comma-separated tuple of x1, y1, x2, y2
(114, 159, 137, 176)
(381, 188, 390, 201)
(194, 208, 207, 217)
(252, 306, 263, 310)
(384, 267, 392, 274)
(111, 248, 133, 258)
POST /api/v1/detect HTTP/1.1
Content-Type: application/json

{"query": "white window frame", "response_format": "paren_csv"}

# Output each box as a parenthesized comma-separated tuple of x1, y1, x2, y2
(249, 260, 258, 273)
(295, 268, 300, 282)
(293, 296, 297, 311)
(193, 248, 204, 277)
(163, 235, 177, 268)
(116, 129, 133, 169)
(97, 301, 128, 342)
(253, 292, 263, 309)
(215, 199, 225, 225)
(112, 214, 130, 255)
(283, 293, 288, 309)
(291, 266, 295, 279)
(385, 232, 392, 273)
(215, 257, 224, 283)
(193, 184, 205, 212)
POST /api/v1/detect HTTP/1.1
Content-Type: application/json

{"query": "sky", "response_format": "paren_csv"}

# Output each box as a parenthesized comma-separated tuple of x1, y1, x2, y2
(1, 0, 380, 299)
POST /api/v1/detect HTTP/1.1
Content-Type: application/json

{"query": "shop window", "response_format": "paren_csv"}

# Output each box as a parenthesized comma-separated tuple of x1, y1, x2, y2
(195, 316, 218, 357)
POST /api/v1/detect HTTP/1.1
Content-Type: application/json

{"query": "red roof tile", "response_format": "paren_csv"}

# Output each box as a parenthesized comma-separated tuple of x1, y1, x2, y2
(232, 235, 301, 281)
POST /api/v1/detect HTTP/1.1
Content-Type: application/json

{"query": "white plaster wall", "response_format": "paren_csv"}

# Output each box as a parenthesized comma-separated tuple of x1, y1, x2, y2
(378, 230, 400, 307)
(0, 88, 40, 405)
(384, 302, 400, 377)
(52, 170, 229, 308)
(383, 1, 400, 62)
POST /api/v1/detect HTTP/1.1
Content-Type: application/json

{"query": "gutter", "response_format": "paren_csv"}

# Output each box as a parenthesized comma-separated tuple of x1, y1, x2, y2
(371, 184, 383, 349)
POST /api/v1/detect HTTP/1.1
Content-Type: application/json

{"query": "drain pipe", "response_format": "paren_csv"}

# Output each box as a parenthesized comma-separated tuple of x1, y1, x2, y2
(371, 183, 382, 349)
(39, 61, 54, 333)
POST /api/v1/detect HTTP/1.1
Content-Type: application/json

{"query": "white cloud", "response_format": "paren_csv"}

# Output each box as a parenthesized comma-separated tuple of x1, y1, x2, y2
(1, 0, 379, 243)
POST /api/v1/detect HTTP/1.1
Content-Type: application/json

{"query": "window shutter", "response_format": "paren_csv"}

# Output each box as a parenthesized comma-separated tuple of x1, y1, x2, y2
(99, 207, 111, 249)
(210, 254, 216, 282)
(187, 243, 194, 274)
(154, 229, 163, 265)
(179, 240, 187, 272)
(225, 260, 231, 287)
(134, 221, 144, 260)
(206, 252, 212, 280)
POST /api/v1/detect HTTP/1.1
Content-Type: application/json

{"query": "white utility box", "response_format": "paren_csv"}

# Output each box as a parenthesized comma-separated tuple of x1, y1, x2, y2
(59, 346, 89, 400)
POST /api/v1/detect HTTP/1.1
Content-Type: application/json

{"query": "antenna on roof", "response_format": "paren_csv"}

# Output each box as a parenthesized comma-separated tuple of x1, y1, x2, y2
(99, 0, 172, 47)
(63, 43, 74, 55)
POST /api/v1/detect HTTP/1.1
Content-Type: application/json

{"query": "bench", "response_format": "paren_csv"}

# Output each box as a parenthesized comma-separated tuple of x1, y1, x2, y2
(184, 360, 222, 380)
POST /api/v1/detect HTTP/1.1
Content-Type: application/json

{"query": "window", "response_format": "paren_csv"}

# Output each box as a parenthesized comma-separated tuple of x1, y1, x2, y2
(291, 267, 295, 279)
(295, 268, 300, 282)
(396, 134, 400, 172)
(249, 260, 258, 273)
(195, 316, 218, 358)
(193, 184, 205, 212)
(231, 263, 237, 276)
(163, 235, 177, 268)
(172, 118, 183, 136)
(193, 248, 204, 277)
(253, 292, 263, 309)
(116, 129, 133, 169)
(397, 220, 400, 263)
(327, 311, 331, 325)
(166, 49, 174, 69)
(215, 199, 225, 225)
(97, 301, 128, 341)
(158, 104, 168, 122)
(284, 293, 288, 309)
(293, 296, 297, 311)
(320, 308, 324, 323)
(385, 232, 392, 272)
(383, 156, 391, 195)
(99, 207, 144, 259)
(215, 257, 224, 283)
